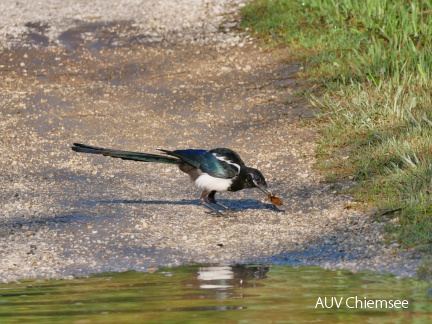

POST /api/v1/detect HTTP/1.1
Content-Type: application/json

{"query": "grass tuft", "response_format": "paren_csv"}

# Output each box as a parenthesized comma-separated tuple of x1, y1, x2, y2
(242, 0, 432, 246)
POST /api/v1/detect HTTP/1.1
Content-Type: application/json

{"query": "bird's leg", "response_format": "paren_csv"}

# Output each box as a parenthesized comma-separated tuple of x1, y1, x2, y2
(200, 190, 227, 217)
(208, 191, 232, 211)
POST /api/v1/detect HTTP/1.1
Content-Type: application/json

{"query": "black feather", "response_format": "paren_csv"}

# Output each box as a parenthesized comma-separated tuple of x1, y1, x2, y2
(72, 143, 179, 164)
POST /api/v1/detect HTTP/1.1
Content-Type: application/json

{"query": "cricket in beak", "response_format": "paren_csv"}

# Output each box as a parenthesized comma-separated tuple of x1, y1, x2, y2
(256, 184, 283, 207)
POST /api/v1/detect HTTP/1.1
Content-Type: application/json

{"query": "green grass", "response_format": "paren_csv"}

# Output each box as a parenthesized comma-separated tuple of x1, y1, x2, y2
(242, 0, 432, 247)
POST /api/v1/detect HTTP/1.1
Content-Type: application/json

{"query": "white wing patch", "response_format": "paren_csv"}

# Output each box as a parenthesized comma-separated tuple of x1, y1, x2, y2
(212, 153, 241, 174)
(195, 173, 233, 192)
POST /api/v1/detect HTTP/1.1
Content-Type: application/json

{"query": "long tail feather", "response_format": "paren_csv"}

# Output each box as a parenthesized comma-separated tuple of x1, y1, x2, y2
(72, 143, 179, 164)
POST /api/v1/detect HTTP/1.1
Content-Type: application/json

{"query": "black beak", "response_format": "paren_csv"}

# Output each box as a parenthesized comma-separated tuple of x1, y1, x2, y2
(256, 184, 270, 195)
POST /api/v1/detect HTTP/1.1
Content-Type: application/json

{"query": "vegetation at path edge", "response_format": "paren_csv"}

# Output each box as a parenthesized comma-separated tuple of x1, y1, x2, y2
(242, 0, 432, 250)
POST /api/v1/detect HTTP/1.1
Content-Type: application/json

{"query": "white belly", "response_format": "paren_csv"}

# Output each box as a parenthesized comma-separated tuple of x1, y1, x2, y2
(194, 173, 233, 192)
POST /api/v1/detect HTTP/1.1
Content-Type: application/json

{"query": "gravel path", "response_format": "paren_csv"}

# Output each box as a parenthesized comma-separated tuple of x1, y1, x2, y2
(0, 0, 420, 283)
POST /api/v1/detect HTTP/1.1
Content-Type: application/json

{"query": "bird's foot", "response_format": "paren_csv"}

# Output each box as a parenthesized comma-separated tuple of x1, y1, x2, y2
(207, 196, 233, 211)
(214, 201, 233, 211)
(201, 201, 230, 217)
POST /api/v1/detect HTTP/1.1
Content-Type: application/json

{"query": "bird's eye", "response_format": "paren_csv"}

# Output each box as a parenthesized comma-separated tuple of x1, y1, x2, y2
(253, 176, 261, 183)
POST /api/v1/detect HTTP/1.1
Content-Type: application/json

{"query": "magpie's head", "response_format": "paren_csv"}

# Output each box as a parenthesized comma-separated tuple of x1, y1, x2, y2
(244, 168, 269, 194)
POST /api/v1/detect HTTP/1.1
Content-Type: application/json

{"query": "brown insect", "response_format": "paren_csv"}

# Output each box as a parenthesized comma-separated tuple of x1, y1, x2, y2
(265, 193, 283, 206)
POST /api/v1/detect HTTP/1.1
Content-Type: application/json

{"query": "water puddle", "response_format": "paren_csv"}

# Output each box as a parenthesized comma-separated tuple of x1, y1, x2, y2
(58, 21, 155, 51)
(24, 22, 50, 47)
(0, 264, 430, 323)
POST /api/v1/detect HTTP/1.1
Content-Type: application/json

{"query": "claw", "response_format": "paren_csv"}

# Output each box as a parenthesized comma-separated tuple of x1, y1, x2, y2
(201, 201, 229, 217)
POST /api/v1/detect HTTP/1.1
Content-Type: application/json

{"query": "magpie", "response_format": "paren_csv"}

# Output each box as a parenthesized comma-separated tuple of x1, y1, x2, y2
(71, 143, 272, 217)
